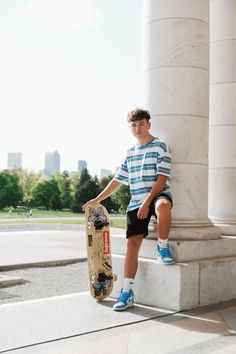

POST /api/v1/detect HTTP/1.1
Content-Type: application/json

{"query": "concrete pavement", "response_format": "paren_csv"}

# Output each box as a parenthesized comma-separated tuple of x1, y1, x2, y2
(0, 226, 236, 353)
(0, 293, 236, 354)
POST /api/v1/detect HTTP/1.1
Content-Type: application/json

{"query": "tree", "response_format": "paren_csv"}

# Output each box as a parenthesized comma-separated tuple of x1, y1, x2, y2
(99, 175, 118, 212)
(112, 184, 131, 212)
(32, 179, 62, 210)
(54, 172, 72, 209)
(72, 169, 100, 212)
(11, 168, 45, 206)
(0, 171, 23, 209)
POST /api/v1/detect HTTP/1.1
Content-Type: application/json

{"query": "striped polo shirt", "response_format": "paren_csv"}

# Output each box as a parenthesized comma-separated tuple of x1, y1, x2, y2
(114, 137, 172, 212)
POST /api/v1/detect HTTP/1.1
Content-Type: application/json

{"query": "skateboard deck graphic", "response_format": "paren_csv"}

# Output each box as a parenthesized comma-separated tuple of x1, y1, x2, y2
(85, 204, 117, 300)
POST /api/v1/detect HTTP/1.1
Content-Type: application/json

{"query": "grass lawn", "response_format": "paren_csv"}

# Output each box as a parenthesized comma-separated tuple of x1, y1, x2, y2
(0, 208, 81, 218)
(0, 208, 126, 229)
(0, 207, 124, 219)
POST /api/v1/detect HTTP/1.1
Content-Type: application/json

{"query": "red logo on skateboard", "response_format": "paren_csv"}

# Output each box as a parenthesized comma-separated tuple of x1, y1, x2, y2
(103, 231, 110, 255)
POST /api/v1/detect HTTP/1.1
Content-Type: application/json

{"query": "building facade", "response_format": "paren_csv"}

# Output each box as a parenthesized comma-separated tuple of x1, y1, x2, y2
(78, 160, 87, 173)
(44, 151, 60, 177)
(7, 153, 22, 169)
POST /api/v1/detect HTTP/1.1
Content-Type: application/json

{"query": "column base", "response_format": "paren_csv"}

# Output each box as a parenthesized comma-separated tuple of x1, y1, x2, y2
(210, 219, 236, 236)
(148, 218, 221, 240)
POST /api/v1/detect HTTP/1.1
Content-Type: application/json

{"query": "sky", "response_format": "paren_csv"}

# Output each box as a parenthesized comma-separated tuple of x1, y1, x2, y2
(0, 0, 144, 176)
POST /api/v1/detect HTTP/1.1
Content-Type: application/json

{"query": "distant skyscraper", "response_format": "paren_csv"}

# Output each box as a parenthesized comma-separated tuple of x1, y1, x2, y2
(44, 150, 60, 176)
(78, 160, 87, 172)
(100, 168, 112, 178)
(7, 153, 22, 169)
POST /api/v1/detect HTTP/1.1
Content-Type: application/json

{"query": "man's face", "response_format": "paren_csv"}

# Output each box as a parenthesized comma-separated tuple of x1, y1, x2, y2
(129, 119, 151, 139)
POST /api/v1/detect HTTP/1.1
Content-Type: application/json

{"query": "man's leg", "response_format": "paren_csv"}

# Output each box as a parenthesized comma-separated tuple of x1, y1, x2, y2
(124, 234, 143, 279)
(155, 199, 174, 265)
(113, 234, 143, 311)
(155, 199, 171, 240)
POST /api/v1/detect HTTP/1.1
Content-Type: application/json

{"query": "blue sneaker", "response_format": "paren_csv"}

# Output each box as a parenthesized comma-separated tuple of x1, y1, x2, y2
(156, 244, 175, 265)
(113, 289, 135, 311)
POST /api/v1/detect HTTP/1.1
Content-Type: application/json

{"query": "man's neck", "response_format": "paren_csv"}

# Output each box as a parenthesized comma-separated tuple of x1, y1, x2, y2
(137, 134, 154, 146)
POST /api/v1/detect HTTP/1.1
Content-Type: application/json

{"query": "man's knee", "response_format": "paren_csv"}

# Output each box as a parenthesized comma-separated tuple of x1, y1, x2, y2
(155, 200, 171, 217)
(127, 235, 143, 251)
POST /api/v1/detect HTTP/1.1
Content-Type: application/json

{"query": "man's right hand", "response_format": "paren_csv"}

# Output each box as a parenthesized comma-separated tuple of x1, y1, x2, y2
(82, 198, 100, 211)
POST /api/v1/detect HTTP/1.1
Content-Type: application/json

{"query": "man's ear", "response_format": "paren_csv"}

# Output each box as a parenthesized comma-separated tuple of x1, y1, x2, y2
(148, 121, 151, 129)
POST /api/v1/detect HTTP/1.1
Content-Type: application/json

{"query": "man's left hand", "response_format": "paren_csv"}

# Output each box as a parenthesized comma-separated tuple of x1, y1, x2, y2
(137, 202, 150, 219)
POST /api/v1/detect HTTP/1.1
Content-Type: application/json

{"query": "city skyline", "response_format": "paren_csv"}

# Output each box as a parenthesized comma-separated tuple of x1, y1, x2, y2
(3, 150, 115, 177)
(0, 1, 143, 177)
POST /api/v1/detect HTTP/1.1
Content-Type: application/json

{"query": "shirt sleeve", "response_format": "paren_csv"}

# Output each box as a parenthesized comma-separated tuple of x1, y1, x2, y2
(114, 156, 129, 185)
(156, 143, 172, 177)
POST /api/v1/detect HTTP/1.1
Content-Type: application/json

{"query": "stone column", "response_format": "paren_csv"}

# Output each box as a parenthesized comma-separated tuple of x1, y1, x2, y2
(209, 0, 236, 235)
(143, 0, 219, 239)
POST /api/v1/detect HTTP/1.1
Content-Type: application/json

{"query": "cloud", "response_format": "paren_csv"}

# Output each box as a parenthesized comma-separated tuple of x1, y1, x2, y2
(17, 0, 100, 28)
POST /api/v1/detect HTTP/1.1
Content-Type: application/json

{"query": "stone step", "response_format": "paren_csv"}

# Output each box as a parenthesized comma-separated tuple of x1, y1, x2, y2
(110, 254, 236, 311)
(111, 234, 236, 262)
(0, 275, 24, 286)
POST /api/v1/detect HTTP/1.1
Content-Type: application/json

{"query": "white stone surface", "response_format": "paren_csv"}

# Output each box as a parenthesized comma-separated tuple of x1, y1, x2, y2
(211, 41, 236, 83)
(209, 126, 236, 168)
(144, 19, 208, 69)
(111, 254, 199, 310)
(0, 275, 23, 286)
(210, 84, 236, 125)
(145, 68, 209, 117)
(144, 0, 209, 23)
(111, 254, 236, 310)
(144, 0, 212, 235)
(210, 0, 236, 40)
(170, 164, 209, 222)
(112, 235, 236, 262)
(199, 257, 236, 306)
(0, 293, 174, 353)
(150, 116, 208, 164)
(209, 0, 236, 233)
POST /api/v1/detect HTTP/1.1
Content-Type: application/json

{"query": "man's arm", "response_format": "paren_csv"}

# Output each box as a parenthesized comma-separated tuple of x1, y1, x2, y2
(82, 179, 122, 211)
(137, 175, 168, 219)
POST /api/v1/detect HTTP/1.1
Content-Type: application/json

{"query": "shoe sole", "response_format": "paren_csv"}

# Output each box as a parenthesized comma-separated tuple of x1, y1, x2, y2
(113, 301, 134, 311)
(157, 259, 175, 265)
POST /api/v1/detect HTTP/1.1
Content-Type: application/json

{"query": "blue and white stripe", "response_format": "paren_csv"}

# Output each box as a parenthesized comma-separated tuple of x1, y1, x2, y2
(114, 137, 172, 211)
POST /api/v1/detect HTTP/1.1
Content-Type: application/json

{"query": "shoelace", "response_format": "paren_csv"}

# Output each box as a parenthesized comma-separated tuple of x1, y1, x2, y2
(159, 247, 170, 257)
(117, 289, 135, 302)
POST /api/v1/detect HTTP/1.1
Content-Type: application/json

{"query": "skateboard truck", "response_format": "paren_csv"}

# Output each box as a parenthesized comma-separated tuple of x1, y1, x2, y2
(93, 220, 109, 230)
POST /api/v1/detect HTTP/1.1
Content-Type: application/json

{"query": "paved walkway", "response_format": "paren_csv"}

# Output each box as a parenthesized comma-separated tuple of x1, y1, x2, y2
(0, 226, 236, 353)
(0, 293, 236, 354)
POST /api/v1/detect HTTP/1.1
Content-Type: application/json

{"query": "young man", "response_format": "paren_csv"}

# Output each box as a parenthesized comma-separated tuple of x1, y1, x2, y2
(82, 108, 174, 311)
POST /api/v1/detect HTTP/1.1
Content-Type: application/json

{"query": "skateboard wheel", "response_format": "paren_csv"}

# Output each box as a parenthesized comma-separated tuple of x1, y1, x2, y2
(113, 274, 117, 281)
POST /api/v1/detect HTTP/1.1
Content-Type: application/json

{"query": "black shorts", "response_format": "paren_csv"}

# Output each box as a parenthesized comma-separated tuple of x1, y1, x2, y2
(126, 193, 173, 239)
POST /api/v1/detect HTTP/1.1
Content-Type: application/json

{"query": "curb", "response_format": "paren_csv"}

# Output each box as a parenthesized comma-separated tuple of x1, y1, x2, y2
(0, 258, 87, 271)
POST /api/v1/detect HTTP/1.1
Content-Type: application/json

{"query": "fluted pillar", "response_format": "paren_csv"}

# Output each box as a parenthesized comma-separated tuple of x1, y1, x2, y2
(143, 0, 219, 240)
(209, 0, 236, 235)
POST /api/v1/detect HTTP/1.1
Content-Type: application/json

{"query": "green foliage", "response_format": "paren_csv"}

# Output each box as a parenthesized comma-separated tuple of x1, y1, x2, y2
(72, 169, 100, 212)
(112, 184, 131, 212)
(32, 179, 62, 210)
(0, 168, 131, 213)
(53, 172, 72, 209)
(12, 168, 45, 206)
(0, 171, 23, 209)
(99, 175, 119, 212)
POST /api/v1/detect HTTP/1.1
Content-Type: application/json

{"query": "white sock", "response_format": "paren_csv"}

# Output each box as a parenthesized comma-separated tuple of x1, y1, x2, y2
(123, 278, 134, 292)
(158, 238, 168, 248)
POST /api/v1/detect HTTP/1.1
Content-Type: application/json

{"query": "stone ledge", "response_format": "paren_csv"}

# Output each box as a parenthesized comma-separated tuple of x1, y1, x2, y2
(111, 234, 236, 262)
(0, 275, 24, 286)
(110, 254, 236, 311)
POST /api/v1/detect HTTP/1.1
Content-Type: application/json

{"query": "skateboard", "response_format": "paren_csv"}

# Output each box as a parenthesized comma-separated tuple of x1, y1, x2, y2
(85, 204, 117, 300)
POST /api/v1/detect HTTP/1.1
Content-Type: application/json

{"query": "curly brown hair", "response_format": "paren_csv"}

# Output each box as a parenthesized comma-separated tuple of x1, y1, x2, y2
(127, 108, 151, 122)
